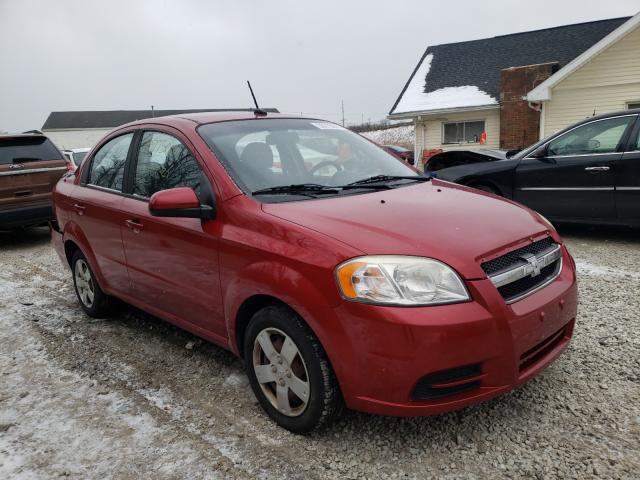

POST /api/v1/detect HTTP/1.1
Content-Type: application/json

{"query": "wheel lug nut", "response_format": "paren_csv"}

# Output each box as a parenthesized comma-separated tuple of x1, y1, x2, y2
(278, 379, 285, 386)
(277, 356, 283, 364)
(271, 365, 277, 373)
(286, 371, 292, 378)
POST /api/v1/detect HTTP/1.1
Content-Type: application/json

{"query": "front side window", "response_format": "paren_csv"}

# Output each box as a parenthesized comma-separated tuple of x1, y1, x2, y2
(197, 118, 416, 197)
(88, 133, 133, 191)
(442, 121, 485, 144)
(133, 131, 202, 198)
(547, 116, 634, 156)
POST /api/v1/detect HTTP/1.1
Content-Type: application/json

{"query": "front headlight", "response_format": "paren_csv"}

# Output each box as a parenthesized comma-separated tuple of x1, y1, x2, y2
(335, 255, 469, 306)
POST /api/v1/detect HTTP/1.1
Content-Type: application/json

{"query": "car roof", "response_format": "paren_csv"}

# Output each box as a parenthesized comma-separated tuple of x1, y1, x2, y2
(120, 111, 297, 129)
(0, 133, 48, 140)
(577, 107, 640, 124)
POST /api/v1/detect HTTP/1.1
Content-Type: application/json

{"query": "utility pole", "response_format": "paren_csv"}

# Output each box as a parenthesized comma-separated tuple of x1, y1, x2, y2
(151, 105, 154, 117)
(341, 100, 345, 127)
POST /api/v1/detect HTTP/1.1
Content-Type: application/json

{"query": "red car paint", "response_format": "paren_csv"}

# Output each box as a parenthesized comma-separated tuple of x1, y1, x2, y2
(51, 112, 577, 416)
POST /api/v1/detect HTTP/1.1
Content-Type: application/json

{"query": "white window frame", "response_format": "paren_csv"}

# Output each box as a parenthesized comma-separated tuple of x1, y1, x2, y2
(626, 101, 640, 110)
(441, 119, 486, 145)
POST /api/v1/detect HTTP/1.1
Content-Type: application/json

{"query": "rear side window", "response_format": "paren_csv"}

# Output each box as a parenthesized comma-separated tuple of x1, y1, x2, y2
(133, 131, 202, 198)
(0, 136, 63, 165)
(88, 134, 133, 191)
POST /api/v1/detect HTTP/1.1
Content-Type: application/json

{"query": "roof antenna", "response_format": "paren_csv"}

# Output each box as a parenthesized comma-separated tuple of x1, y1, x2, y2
(247, 81, 268, 116)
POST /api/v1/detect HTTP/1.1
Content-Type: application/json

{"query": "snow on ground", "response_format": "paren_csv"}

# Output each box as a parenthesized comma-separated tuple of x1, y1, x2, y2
(360, 124, 414, 147)
(391, 52, 497, 114)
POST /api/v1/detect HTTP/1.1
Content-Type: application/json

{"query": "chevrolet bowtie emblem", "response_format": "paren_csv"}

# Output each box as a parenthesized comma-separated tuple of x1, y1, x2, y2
(520, 253, 541, 277)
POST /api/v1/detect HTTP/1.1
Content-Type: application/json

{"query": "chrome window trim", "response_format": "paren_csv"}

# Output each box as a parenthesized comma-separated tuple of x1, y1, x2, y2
(0, 166, 66, 176)
(504, 259, 563, 305)
(522, 113, 638, 160)
(86, 183, 123, 194)
(489, 244, 562, 289)
(617, 186, 640, 191)
(519, 187, 614, 191)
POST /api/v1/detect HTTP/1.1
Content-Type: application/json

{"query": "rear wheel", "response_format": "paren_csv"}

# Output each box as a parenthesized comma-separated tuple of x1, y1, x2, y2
(244, 305, 343, 433)
(71, 250, 115, 318)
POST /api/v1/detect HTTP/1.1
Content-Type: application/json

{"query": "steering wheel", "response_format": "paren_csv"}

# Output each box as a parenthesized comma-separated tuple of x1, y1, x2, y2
(309, 160, 342, 176)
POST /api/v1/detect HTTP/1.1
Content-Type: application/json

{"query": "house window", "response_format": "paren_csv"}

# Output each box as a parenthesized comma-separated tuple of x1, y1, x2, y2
(442, 120, 485, 144)
(627, 102, 640, 110)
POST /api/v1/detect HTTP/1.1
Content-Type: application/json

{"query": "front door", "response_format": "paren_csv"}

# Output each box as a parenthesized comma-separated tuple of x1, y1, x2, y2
(514, 115, 636, 221)
(120, 129, 226, 339)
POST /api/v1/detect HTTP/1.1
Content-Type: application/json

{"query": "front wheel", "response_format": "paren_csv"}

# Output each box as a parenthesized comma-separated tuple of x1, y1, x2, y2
(244, 305, 344, 433)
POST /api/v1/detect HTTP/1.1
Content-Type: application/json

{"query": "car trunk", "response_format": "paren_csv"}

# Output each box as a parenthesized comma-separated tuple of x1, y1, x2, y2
(0, 136, 68, 210)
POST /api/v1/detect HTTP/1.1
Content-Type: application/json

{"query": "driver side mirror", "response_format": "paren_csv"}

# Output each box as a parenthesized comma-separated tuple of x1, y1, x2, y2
(530, 145, 555, 163)
(149, 187, 215, 220)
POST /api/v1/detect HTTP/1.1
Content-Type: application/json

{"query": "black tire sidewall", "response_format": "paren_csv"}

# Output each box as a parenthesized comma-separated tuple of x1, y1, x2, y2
(244, 306, 333, 434)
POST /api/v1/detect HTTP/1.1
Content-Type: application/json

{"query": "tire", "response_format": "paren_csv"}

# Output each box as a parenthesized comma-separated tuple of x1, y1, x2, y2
(244, 305, 344, 434)
(71, 250, 115, 318)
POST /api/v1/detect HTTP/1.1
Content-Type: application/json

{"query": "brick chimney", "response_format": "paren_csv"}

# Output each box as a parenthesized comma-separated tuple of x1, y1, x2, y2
(499, 62, 558, 150)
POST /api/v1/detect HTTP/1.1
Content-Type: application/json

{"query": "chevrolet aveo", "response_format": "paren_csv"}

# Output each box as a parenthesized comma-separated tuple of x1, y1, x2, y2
(51, 111, 578, 433)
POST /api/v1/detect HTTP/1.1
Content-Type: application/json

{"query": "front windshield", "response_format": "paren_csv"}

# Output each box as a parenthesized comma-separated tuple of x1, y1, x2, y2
(198, 118, 417, 198)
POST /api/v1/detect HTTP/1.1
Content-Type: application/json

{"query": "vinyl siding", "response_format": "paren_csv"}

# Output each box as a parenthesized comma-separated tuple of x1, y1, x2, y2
(415, 108, 500, 156)
(43, 129, 113, 150)
(543, 25, 640, 137)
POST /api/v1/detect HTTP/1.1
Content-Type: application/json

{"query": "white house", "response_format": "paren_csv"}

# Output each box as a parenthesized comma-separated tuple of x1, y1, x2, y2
(389, 13, 640, 167)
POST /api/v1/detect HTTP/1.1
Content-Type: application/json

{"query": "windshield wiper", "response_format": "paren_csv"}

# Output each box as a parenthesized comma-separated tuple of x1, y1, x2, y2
(346, 175, 431, 186)
(252, 184, 341, 196)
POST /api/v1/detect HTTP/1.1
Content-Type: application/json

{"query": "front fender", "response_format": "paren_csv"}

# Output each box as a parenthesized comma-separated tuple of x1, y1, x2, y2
(224, 260, 355, 389)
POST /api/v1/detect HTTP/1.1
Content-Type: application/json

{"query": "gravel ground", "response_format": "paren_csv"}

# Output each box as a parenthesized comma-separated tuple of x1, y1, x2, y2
(1, 226, 639, 479)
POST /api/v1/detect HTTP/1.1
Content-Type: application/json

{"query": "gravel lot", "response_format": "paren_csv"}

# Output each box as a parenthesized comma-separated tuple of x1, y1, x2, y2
(1, 226, 639, 479)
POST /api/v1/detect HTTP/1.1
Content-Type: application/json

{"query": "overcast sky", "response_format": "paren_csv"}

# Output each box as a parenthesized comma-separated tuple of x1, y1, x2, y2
(1, 0, 638, 132)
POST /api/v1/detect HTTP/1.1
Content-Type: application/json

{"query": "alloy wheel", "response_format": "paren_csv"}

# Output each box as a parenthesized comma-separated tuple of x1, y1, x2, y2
(252, 327, 310, 417)
(74, 259, 95, 308)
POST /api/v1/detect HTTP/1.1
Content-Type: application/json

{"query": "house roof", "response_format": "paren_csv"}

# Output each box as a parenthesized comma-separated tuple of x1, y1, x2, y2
(42, 108, 279, 130)
(527, 11, 640, 101)
(389, 16, 630, 117)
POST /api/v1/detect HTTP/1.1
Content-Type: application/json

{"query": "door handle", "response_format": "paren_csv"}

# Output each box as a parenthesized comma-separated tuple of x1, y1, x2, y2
(72, 203, 86, 215)
(584, 166, 610, 172)
(125, 219, 144, 233)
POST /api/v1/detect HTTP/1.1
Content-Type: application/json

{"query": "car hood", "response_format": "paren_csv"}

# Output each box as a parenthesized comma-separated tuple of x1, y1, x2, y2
(262, 179, 553, 280)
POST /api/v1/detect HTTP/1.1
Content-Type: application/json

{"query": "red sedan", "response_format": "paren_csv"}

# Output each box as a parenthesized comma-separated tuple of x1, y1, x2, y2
(51, 111, 577, 433)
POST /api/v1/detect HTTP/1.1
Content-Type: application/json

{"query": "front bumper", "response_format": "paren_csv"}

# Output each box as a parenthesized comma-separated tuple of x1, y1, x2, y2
(327, 246, 577, 416)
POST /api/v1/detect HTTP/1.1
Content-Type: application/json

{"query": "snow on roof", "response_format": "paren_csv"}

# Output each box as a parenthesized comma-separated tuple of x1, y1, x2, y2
(389, 16, 630, 117)
(391, 54, 497, 115)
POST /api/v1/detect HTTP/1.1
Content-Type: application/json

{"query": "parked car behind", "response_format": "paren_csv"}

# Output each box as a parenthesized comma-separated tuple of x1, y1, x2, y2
(382, 144, 414, 165)
(427, 109, 640, 226)
(61, 148, 91, 170)
(51, 112, 577, 433)
(1, 132, 68, 229)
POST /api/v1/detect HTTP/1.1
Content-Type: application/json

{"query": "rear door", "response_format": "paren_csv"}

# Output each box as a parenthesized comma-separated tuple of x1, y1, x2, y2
(73, 132, 135, 293)
(0, 135, 67, 211)
(615, 115, 640, 221)
(514, 115, 636, 220)
(119, 128, 226, 338)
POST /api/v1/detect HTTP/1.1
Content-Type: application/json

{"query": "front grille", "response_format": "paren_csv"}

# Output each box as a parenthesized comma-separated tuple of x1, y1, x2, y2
(482, 237, 561, 303)
(519, 324, 568, 372)
(497, 262, 560, 302)
(482, 237, 555, 275)
(411, 364, 482, 400)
